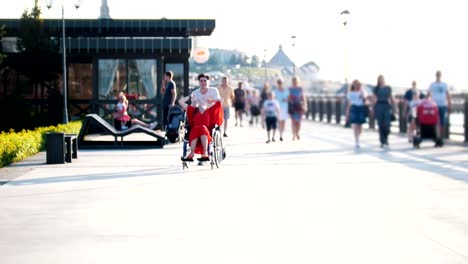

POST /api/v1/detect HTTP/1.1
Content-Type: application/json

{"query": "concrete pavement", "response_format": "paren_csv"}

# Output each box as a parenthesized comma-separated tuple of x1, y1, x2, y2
(1, 120, 468, 264)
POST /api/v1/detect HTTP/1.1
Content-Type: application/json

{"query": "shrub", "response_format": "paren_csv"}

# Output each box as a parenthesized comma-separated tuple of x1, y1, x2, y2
(0, 121, 82, 168)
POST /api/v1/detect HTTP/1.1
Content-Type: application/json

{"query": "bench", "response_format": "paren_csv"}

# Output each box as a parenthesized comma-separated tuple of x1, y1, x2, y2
(78, 114, 165, 149)
(46, 133, 78, 164)
(65, 134, 78, 162)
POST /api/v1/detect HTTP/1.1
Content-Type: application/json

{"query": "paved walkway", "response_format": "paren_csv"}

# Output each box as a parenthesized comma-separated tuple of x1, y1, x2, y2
(1, 120, 468, 264)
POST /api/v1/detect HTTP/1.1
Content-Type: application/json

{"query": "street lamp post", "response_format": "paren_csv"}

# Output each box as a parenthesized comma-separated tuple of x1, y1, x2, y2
(340, 10, 351, 128)
(290, 35, 296, 76)
(45, 0, 81, 124)
(340, 10, 350, 85)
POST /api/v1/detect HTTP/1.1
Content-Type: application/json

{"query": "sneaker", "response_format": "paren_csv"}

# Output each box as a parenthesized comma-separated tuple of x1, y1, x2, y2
(355, 143, 360, 149)
(280, 137, 283, 141)
(149, 122, 157, 130)
(266, 140, 271, 144)
(272, 138, 276, 142)
(223, 133, 228, 137)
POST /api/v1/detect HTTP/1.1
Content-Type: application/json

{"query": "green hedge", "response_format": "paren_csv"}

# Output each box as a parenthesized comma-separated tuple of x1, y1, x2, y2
(0, 121, 82, 168)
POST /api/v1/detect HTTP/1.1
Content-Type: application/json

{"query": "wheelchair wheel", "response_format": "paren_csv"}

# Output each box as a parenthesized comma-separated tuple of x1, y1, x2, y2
(211, 129, 223, 169)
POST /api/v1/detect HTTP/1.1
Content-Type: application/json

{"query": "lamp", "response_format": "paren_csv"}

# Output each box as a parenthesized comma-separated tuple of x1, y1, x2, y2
(290, 35, 296, 76)
(45, 0, 81, 124)
(340, 10, 350, 84)
(340, 10, 350, 26)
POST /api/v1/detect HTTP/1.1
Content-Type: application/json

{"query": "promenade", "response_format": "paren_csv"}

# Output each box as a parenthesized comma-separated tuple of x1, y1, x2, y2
(1, 120, 468, 264)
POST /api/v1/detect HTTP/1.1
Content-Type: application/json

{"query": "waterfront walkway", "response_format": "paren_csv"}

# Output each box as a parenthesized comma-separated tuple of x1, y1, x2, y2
(1, 120, 468, 264)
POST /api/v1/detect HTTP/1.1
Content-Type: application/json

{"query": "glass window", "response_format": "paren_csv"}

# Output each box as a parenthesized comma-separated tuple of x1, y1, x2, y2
(165, 63, 184, 97)
(98, 59, 126, 99)
(127, 59, 157, 100)
(68, 63, 93, 99)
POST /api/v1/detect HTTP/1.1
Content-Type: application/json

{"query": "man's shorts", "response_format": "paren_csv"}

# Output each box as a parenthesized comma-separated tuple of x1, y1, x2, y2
(234, 102, 245, 112)
(223, 107, 230, 120)
(438, 106, 448, 126)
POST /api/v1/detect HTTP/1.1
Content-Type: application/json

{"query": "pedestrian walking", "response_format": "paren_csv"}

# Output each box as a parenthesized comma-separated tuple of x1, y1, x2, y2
(372, 75, 396, 148)
(262, 91, 280, 143)
(345, 80, 368, 149)
(274, 78, 289, 141)
(217, 76, 234, 137)
(427, 70, 452, 147)
(288, 76, 306, 141)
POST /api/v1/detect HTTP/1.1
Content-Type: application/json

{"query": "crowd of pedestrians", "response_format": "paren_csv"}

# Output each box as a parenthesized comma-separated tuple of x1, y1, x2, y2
(213, 75, 307, 144)
(344, 70, 452, 149)
(163, 69, 451, 150)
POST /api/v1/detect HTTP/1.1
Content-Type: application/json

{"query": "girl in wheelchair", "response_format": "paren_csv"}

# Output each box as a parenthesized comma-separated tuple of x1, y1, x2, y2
(178, 95, 223, 162)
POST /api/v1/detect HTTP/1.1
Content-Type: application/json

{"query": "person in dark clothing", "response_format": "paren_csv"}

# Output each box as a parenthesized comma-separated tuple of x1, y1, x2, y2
(233, 82, 246, 127)
(403, 80, 425, 142)
(372, 75, 396, 148)
(161, 71, 177, 128)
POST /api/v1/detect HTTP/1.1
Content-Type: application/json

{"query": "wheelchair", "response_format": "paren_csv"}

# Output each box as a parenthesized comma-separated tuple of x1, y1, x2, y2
(181, 124, 225, 170)
(180, 101, 226, 170)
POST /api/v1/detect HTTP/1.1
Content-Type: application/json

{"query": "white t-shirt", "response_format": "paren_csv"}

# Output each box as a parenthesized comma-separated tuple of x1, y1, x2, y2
(191, 87, 221, 108)
(262, 99, 280, 117)
(428, 81, 448, 106)
(347, 91, 365, 106)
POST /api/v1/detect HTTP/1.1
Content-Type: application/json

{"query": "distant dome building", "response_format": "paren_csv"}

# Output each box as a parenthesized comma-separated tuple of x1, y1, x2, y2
(267, 45, 319, 77)
(268, 45, 320, 93)
(268, 45, 294, 70)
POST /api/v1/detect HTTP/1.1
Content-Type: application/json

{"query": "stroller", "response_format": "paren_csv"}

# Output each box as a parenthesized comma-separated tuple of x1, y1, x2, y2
(412, 99, 442, 148)
(165, 105, 185, 143)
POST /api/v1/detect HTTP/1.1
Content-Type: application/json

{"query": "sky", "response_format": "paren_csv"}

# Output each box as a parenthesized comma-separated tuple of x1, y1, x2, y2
(1, 0, 468, 91)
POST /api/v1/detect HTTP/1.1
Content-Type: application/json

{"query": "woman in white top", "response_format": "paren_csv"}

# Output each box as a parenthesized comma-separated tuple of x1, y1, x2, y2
(346, 79, 368, 149)
(274, 78, 289, 141)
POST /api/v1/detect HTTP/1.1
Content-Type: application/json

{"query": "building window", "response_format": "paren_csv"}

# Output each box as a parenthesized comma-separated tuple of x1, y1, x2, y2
(128, 59, 157, 100)
(69, 63, 93, 99)
(98, 59, 157, 100)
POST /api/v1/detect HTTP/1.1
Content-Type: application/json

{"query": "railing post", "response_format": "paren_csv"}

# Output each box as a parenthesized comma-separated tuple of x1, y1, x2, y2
(368, 106, 375, 129)
(445, 109, 450, 139)
(465, 99, 468, 143)
(326, 98, 332, 123)
(319, 98, 324, 122)
(335, 98, 341, 124)
(311, 99, 316, 121)
(305, 98, 311, 120)
(398, 100, 406, 133)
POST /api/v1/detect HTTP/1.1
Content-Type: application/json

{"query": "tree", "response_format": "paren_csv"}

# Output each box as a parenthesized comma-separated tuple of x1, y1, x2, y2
(250, 55, 260, 67)
(207, 52, 220, 65)
(16, 0, 60, 84)
(229, 54, 237, 65)
(4, 0, 63, 130)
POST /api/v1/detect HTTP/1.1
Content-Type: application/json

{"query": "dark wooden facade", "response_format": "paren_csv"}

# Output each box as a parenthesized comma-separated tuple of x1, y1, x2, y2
(0, 18, 215, 125)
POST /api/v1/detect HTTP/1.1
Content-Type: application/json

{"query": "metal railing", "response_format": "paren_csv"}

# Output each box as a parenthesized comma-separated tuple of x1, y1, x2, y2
(305, 93, 468, 143)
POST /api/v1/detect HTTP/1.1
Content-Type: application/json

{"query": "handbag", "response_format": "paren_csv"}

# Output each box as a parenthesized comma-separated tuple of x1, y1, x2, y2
(390, 112, 397, 122)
